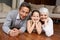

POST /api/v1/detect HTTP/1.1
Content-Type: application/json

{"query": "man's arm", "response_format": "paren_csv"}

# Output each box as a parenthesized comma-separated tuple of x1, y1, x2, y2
(2, 11, 13, 34)
(19, 21, 27, 33)
(19, 13, 31, 33)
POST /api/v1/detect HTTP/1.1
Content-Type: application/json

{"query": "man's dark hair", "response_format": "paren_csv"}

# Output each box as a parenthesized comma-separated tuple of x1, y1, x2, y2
(19, 2, 31, 12)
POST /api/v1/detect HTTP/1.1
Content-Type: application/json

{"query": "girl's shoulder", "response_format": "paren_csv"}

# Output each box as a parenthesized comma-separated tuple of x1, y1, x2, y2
(27, 20, 32, 23)
(27, 20, 33, 25)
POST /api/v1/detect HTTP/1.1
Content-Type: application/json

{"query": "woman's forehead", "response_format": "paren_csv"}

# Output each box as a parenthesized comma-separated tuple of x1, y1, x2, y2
(40, 12, 48, 14)
(40, 13, 48, 16)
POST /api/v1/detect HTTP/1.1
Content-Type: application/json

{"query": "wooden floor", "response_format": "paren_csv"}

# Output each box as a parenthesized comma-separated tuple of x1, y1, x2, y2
(0, 23, 60, 40)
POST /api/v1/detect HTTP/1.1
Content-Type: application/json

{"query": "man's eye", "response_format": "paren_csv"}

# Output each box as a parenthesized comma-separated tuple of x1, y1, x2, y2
(26, 12, 28, 14)
(22, 11, 25, 13)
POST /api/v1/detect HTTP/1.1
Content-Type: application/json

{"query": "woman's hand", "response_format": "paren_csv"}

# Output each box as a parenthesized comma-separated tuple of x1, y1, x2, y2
(44, 18, 48, 26)
(35, 22, 42, 34)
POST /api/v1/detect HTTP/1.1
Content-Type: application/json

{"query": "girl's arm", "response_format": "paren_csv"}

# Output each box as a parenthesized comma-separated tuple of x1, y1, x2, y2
(27, 20, 35, 34)
(36, 22, 42, 34)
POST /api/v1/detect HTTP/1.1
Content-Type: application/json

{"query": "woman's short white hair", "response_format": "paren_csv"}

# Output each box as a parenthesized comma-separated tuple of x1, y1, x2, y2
(39, 7, 49, 15)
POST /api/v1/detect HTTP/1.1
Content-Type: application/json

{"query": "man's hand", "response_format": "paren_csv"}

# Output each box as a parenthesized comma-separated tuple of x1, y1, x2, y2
(9, 28, 20, 36)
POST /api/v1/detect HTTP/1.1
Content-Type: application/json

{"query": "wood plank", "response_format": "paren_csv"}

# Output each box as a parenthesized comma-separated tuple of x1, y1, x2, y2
(0, 23, 60, 40)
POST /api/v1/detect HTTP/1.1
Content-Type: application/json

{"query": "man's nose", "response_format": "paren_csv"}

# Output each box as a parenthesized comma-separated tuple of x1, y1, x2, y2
(23, 13, 26, 16)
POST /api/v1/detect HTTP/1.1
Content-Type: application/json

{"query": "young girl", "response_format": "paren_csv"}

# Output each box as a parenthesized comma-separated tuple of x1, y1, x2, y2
(39, 7, 54, 37)
(27, 10, 42, 34)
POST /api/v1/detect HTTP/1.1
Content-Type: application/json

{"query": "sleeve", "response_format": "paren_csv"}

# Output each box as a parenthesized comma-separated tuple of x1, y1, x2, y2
(19, 21, 27, 33)
(2, 11, 13, 34)
(42, 19, 54, 37)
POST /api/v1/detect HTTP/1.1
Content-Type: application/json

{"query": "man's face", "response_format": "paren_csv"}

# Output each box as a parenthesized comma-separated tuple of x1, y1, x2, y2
(19, 7, 30, 20)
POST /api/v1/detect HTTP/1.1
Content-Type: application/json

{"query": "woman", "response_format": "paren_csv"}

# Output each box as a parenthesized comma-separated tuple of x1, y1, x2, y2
(39, 7, 54, 37)
(27, 10, 42, 34)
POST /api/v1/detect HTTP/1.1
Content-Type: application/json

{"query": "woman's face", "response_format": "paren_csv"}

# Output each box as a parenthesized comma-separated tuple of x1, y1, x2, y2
(31, 12, 40, 21)
(40, 12, 48, 22)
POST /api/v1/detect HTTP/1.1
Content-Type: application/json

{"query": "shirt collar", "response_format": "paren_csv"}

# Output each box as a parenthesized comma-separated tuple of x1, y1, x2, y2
(16, 13, 29, 20)
(16, 13, 20, 19)
(16, 13, 26, 20)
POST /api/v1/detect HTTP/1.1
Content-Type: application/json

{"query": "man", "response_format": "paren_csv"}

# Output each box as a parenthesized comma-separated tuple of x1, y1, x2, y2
(2, 2, 31, 36)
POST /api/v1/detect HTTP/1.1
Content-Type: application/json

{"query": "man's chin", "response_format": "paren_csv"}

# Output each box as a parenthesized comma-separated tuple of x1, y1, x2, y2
(21, 17, 26, 20)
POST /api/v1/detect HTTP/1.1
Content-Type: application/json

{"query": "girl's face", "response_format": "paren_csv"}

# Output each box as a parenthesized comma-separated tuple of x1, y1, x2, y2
(31, 12, 40, 21)
(40, 12, 48, 22)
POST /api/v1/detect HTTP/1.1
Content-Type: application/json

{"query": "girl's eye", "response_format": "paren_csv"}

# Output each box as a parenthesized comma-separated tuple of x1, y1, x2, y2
(37, 16, 39, 17)
(32, 16, 35, 17)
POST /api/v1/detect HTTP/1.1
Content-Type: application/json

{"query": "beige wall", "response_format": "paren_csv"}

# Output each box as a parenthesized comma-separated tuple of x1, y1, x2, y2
(56, 0, 60, 5)
(0, 0, 18, 23)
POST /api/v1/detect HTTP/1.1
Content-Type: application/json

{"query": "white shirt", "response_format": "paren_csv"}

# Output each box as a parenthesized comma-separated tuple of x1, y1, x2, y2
(16, 13, 20, 19)
(42, 17, 54, 37)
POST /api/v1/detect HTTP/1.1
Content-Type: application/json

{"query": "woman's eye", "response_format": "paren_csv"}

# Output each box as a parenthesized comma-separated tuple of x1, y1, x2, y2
(45, 15, 47, 16)
(40, 15, 43, 16)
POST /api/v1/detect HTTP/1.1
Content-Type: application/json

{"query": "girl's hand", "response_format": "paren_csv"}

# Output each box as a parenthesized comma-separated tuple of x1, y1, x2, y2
(32, 19, 36, 23)
(35, 19, 39, 23)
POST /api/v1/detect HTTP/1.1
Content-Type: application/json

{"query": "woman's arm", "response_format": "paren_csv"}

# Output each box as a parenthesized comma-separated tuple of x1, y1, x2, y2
(36, 22, 42, 34)
(27, 20, 35, 34)
(42, 18, 54, 37)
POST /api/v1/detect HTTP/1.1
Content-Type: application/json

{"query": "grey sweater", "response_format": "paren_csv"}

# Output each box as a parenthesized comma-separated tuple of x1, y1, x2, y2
(2, 10, 28, 34)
